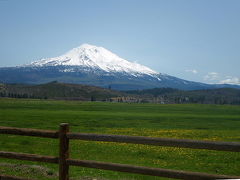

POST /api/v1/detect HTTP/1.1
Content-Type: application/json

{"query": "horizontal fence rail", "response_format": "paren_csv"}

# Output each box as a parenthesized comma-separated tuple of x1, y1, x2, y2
(68, 132, 240, 152)
(0, 151, 58, 164)
(0, 126, 58, 139)
(66, 159, 240, 180)
(0, 123, 240, 180)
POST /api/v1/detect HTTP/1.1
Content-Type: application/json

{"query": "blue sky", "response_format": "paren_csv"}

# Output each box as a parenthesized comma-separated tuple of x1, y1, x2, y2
(0, 0, 239, 84)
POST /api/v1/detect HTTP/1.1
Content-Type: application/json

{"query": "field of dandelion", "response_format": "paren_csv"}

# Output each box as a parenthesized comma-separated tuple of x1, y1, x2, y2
(0, 98, 240, 179)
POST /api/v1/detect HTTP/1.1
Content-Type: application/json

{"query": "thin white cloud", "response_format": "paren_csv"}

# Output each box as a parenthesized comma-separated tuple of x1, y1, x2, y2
(219, 77, 240, 85)
(204, 72, 219, 81)
(185, 69, 198, 74)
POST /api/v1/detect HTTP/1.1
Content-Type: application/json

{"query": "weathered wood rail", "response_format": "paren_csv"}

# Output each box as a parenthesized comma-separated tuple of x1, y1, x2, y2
(0, 124, 240, 180)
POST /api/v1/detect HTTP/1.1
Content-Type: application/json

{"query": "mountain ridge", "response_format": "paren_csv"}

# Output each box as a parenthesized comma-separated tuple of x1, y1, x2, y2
(0, 44, 239, 90)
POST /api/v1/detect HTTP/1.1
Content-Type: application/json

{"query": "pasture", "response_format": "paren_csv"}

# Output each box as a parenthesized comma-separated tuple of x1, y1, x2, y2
(0, 98, 240, 179)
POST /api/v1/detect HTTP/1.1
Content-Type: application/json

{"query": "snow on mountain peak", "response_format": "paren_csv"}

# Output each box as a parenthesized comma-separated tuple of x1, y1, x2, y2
(28, 44, 158, 76)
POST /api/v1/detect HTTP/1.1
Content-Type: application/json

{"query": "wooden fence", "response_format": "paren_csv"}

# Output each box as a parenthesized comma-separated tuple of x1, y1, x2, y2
(0, 123, 240, 180)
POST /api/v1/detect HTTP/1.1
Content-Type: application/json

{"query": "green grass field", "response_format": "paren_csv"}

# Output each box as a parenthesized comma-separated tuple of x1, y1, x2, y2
(0, 98, 240, 179)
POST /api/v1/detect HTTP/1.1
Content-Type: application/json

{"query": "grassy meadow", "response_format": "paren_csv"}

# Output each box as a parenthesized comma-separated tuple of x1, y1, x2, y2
(0, 98, 240, 179)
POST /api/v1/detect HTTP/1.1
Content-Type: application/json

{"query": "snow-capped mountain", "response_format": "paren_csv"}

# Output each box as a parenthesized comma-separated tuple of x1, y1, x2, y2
(0, 44, 239, 90)
(28, 44, 158, 77)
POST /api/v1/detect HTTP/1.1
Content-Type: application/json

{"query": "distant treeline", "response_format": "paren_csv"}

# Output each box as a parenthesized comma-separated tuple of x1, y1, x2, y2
(0, 92, 47, 99)
(124, 88, 240, 105)
(1, 82, 240, 105)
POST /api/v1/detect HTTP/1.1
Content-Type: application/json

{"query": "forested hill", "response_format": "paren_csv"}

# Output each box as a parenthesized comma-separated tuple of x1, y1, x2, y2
(0, 81, 123, 101)
(0, 82, 240, 104)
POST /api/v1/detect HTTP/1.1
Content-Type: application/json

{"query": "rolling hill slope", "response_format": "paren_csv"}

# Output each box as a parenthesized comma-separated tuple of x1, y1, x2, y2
(0, 81, 123, 101)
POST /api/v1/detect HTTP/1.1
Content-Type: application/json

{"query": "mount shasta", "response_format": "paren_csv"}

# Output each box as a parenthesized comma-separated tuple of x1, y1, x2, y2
(0, 44, 239, 90)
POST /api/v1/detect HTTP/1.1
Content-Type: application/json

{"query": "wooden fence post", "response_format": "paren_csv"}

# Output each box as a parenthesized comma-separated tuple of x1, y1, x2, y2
(59, 123, 69, 180)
